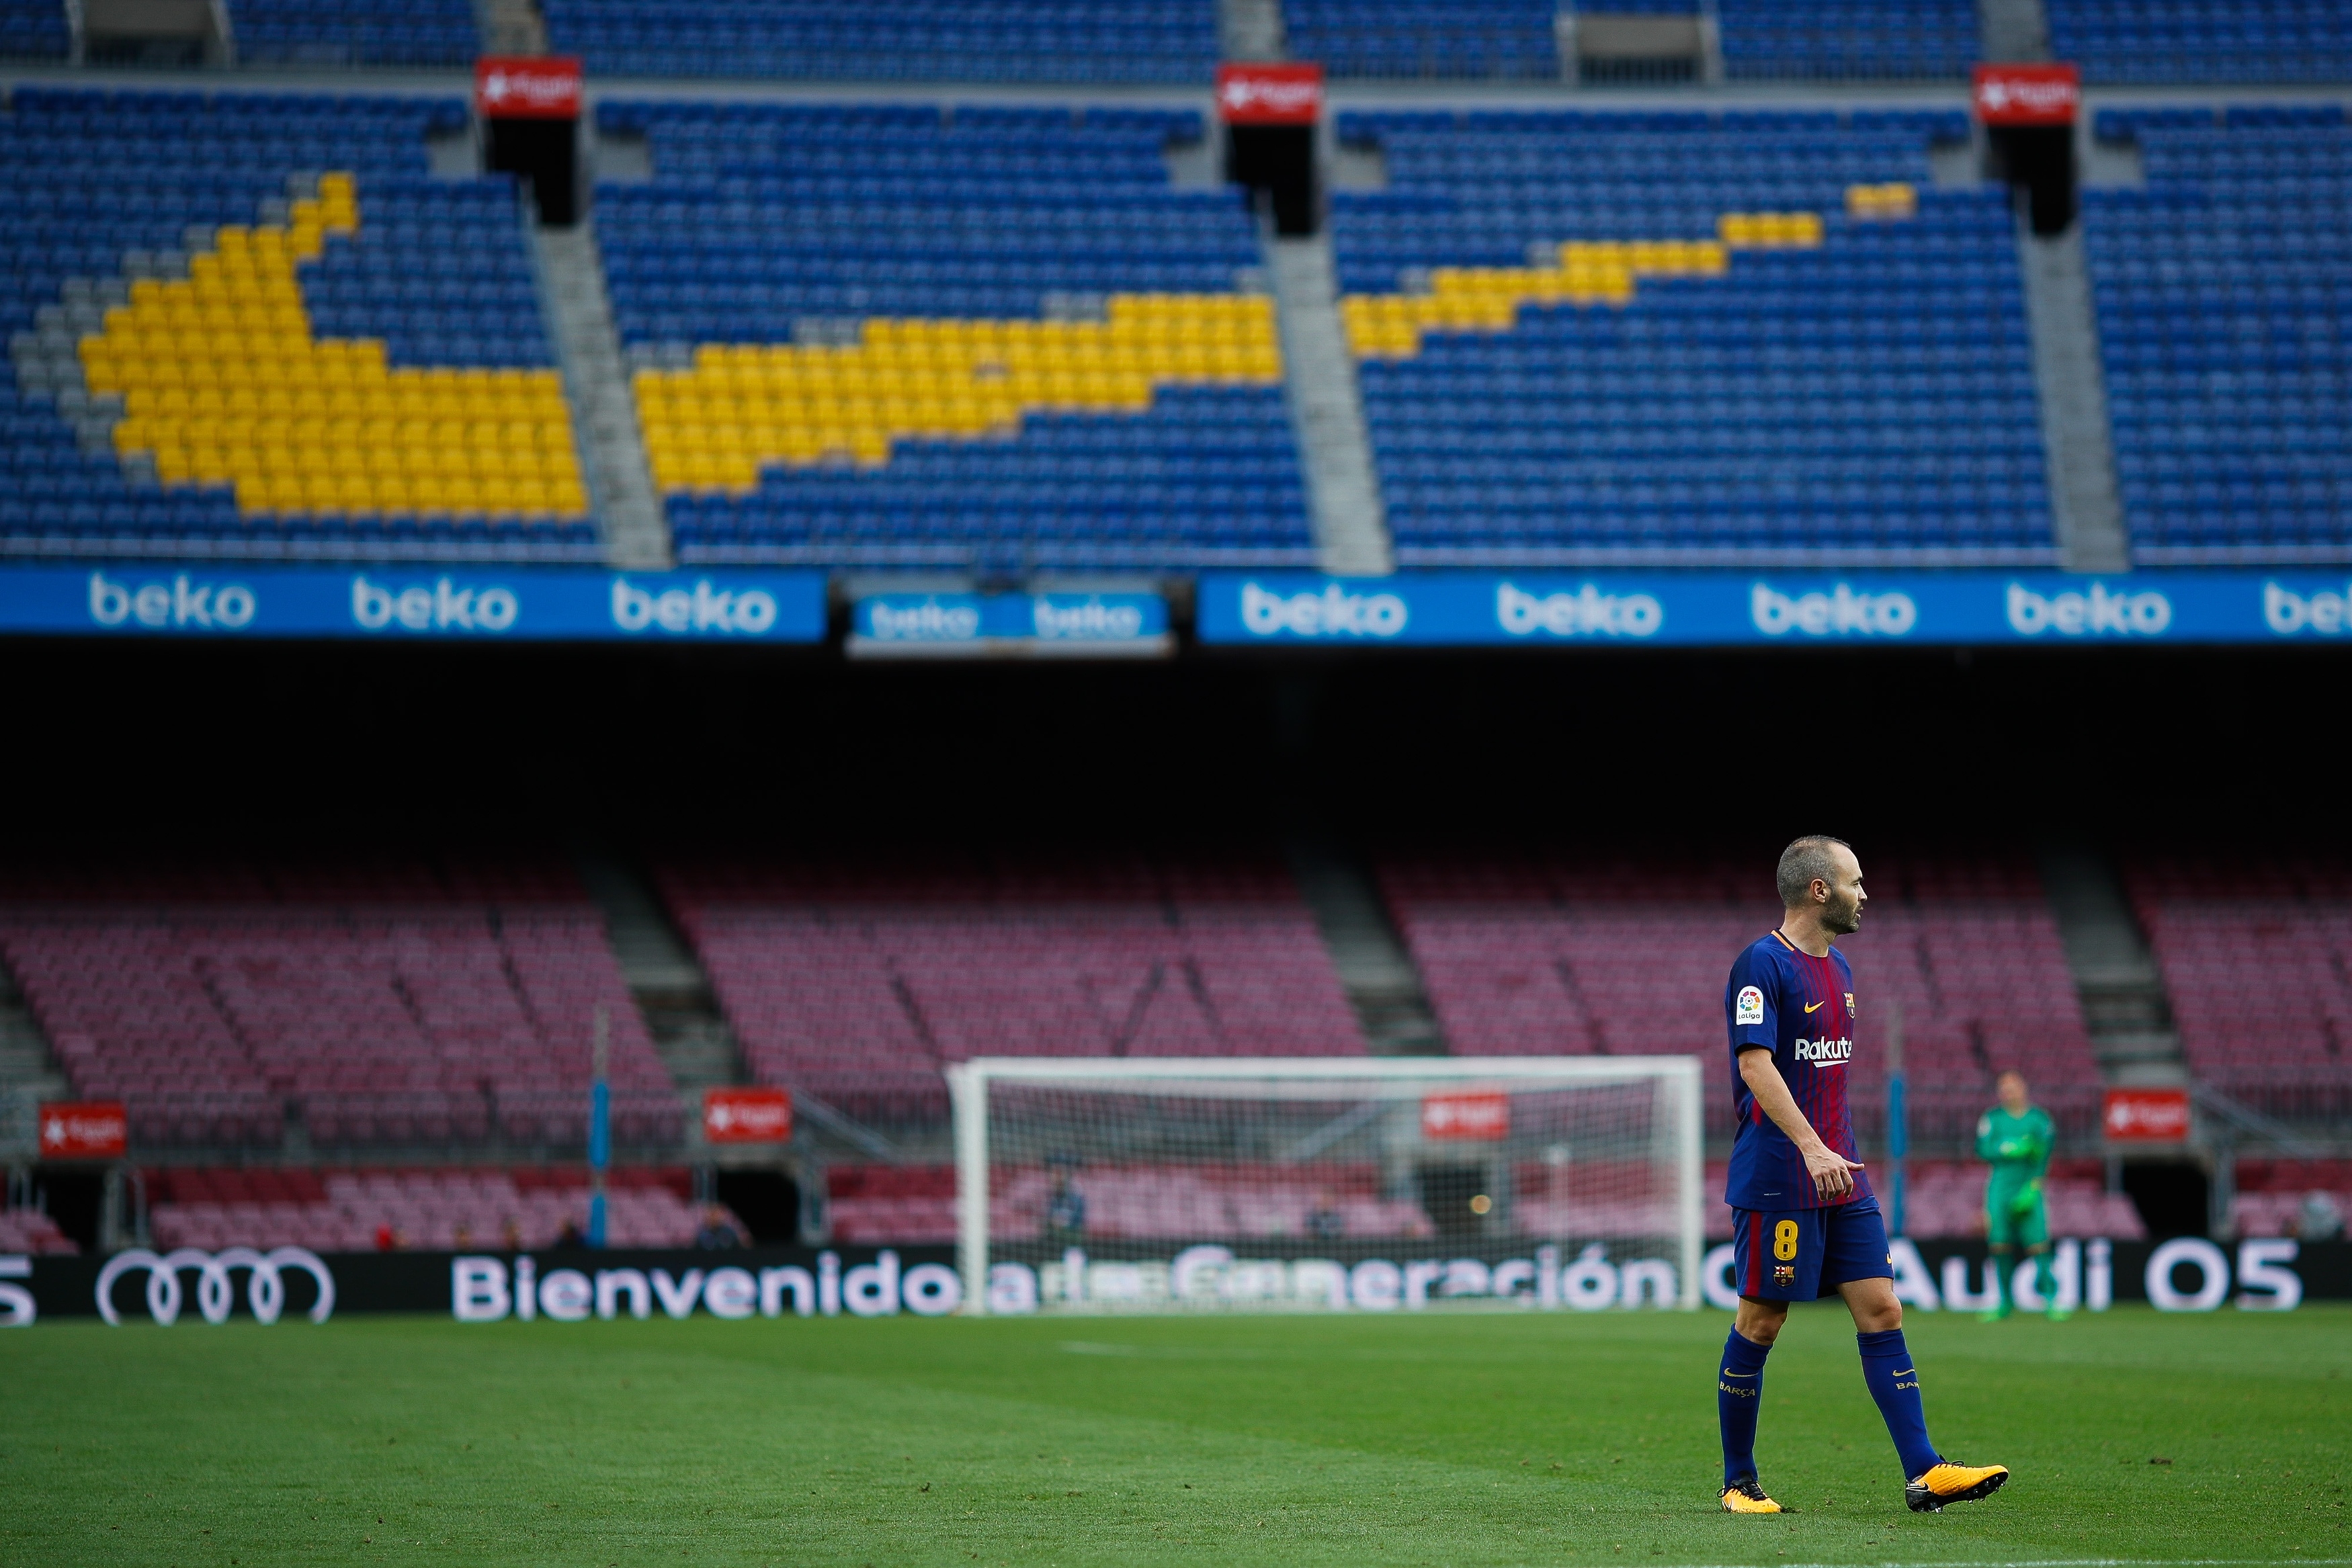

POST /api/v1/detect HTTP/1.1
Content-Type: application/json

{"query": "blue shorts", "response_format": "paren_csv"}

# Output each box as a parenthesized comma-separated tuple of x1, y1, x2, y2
(1730, 1195, 1892, 1302)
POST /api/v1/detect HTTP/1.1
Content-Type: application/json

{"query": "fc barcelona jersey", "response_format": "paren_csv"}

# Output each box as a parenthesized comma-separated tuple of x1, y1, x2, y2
(1722, 929, 1870, 1211)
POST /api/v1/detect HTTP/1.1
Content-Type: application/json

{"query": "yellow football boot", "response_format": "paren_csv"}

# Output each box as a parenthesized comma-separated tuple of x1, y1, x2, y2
(1720, 1478, 1784, 1513)
(1906, 1460, 2009, 1512)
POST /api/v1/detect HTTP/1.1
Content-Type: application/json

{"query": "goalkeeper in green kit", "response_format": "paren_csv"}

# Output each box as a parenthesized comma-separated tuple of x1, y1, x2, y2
(1976, 1070, 2066, 1321)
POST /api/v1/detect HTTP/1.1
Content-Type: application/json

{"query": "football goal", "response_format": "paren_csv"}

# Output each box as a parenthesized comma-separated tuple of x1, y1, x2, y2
(946, 1056, 1704, 1314)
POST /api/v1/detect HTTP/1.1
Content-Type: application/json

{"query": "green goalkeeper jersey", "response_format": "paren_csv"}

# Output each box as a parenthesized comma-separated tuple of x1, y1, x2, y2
(1975, 1104, 2053, 1208)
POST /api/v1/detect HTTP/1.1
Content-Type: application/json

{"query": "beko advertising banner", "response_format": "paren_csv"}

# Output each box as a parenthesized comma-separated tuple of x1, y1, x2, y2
(847, 591, 1171, 657)
(0, 566, 827, 642)
(5, 1238, 2347, 1324)
(1198, 571, 2352, 648)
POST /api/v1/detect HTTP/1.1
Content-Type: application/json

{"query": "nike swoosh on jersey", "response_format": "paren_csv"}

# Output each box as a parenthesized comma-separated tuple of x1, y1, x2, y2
(1804, 1000, 1826, 1013)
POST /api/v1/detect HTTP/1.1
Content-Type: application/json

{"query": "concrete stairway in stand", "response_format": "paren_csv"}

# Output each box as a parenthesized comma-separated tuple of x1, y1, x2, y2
(1220, 0, 1284, 60)
(2018, 220, 2132, 572)
(1287, 836, 1444, 1055)
(577, 854, 741, 1151)
(0, 959, 69, 1162)
(2040, 842, 2183, 1086)
(1268, 236, 1394, 575)
(535, 225, 673, 569)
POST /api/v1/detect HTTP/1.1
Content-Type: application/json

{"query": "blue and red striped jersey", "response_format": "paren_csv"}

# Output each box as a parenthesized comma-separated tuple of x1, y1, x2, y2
(1722, 929, 1869, 1211)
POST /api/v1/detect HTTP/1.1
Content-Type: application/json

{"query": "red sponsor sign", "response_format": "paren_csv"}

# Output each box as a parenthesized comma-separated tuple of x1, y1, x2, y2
(474, 56, 583, 120)
(704, 1086, 792, 1145)
(2103, 1087, 2189, 1142)
(1421, 1091, 1509, 1141)
(38, 1100, 127, 1159)
(1973, 63, 2081, 126)
(1216, 62, 1324, 126)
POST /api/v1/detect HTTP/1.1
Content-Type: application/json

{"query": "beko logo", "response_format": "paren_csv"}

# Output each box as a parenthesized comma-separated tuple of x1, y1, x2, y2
(1792, 1036, 1853, 1064)
(612, 577, 780, 636)
(2006, 582, 2171, 637)
(2262, 582, 2352, 636)
(1240, 582, 1407, 638)
(1751, 583, 1917, 638)
(1496, 582, 1662, 638)
(1033, 598, 1146, 641)
(353, 575, 519, 633)
(864, 599, 980, 642)
(89, 571, 256, 630)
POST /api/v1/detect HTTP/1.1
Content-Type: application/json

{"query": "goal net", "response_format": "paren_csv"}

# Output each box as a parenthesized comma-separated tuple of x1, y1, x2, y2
(947, 1057, 1703, 1315)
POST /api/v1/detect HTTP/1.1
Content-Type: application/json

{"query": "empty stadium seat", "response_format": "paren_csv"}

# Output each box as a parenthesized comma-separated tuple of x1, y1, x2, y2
(0, 1207, 78, 1254)
(0, 0, 70, 59)
(145, 1166, 723, 1251)
(230, 0, 480, 66)
(0, 88, 597, 563)
(2050, 0, 2352, 85)
(825, 1161, 1435, 1244)
(1332, 110, 2054, 566)
(1895, 1158, 2147, 1239)
(2085, 105, 2352, 564)
(0, 855, 679, 1151)
(657, 851, 1366, 1122)
(1378, 847, 2101, 1145)
(597, 101, 1314, 571)
(1714, 0, 1979, 81)
(1284, 0, 1560, 81)
(2230, 1158, 2352, 1237)
(2122, 850, 2352, 1121)
(543, 0, 1218, 83)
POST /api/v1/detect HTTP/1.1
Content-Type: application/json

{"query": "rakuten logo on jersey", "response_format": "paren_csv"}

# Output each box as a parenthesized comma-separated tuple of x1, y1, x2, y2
(612, 577, 780, 636)
(1239, 581, 1407, 638)
(2262, 582, 2352, 636)
(2006, 582, 2171, 637)
(1496, 582, 1662, 638)
(1792, 1036, 1853, 1065)
(1751, 582, 1917, 638)
(89, 571, 257, 630)
(352, 575, 518, 634)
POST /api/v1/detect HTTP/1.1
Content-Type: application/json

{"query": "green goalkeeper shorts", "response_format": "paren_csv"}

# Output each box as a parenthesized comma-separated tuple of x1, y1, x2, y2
(1985, 1190, 2048, 1248)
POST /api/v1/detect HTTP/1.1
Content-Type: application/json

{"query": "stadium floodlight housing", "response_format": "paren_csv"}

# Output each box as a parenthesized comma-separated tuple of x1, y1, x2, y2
(948, 1055, 1704, 1315)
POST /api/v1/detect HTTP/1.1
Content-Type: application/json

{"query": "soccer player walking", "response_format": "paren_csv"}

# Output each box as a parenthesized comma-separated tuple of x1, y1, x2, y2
(1715, 836, 2009, 1516)
(1976, 1070, 2066, 1320)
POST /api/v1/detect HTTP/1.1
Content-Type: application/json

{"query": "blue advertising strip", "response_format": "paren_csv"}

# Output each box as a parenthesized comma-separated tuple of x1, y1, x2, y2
(1198, 571, 2352, 648)
(850, 591, 1170, 656)
(0, 565, 828, 642)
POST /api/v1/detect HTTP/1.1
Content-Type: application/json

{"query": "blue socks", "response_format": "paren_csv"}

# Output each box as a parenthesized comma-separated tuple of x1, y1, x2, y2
(1716, 1328, 1771, 1487)
(1856, 1328, 1941, 1479)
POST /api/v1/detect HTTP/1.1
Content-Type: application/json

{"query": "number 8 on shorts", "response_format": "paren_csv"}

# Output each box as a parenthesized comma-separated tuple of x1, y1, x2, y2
(1730, 1200, 1894, 1303)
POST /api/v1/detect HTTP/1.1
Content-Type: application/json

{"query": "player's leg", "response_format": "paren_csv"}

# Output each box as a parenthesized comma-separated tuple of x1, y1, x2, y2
(1982, 1195, 2017, 1320)
(1826, 1201, 2009, 1512)
(1717, 1210, 1800, 1512)
(2021, 1201, 2065, 1318)
(1834, 1272, 1941, 1482)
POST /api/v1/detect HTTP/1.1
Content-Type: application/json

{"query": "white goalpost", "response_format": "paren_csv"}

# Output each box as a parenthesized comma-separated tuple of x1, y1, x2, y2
(947, 1056, 1705, 1315)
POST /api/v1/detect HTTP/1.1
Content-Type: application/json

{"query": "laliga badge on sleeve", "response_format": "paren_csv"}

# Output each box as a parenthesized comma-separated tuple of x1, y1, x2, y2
(1736, 986, 1765, 1026)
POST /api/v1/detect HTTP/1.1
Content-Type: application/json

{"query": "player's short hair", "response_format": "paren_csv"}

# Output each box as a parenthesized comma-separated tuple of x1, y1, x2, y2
(1775, 835, 1852, 908)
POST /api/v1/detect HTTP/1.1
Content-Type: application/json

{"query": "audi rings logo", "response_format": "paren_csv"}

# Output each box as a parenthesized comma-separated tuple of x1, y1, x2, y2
(94, 1247, 336, 1325)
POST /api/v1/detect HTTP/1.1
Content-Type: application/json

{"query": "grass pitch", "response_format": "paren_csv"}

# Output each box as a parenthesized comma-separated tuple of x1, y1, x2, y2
(4, 1304, 2347, 1567)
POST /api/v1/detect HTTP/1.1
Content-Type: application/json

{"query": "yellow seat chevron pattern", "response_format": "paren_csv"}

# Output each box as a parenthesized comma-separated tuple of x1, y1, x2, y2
(1341, 188, 1906, 361)
(78, 173, 587, 521)
(635, 292, 1282, 493)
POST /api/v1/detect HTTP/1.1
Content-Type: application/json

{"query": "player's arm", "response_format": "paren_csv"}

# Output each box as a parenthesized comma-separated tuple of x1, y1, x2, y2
(2004, 1110, 2053, 1215)
(1737, 1047, 1864, 1199)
